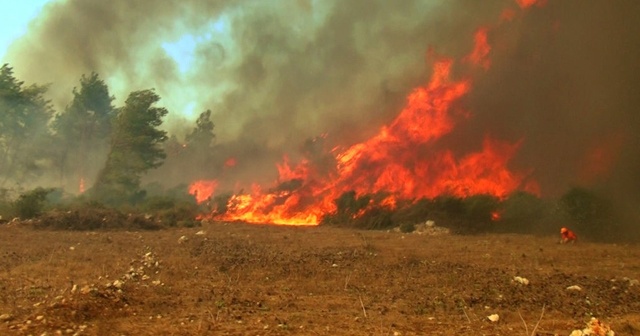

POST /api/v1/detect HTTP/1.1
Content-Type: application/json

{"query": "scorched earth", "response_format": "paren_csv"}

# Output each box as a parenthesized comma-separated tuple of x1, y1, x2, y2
(0, 220, 639, 335)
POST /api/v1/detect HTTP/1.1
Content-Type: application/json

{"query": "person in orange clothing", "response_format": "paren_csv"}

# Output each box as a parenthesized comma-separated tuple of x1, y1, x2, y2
(560, 227, 577, 244)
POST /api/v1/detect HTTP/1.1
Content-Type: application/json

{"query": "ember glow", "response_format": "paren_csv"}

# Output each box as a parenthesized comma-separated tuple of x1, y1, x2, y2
(79, 177, 85, 194)
(516, 0, 546, 9)
(224, 157, 237, 168)
(465, 28, 492, 70)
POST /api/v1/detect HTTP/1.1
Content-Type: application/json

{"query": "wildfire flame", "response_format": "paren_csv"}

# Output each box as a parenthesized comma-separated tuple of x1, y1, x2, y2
(189, 180, 218, 203)
(189, 0, 542, 225)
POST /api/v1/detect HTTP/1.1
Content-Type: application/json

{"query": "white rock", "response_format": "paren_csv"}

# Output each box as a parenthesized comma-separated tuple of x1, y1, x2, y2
(195, 230, 206, 235)
(487, 314, 499, 322)
(112, 280, 124, 289)
(178, 235, 188, 243)
(566, 285, 582, 291)
(513, 276, 530, 285)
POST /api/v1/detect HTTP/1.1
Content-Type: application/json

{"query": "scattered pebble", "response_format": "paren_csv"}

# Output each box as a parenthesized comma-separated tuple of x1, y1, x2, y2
(566, 285, 582, 291)
(513, 276, 530, 285)
(487, 314, 499, 322)
(112, 280, 124, 289)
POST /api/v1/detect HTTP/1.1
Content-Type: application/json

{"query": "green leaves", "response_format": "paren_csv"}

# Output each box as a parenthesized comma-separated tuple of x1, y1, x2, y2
(52, 72, 115, 192)
(92, 89, 168, 205)
(0, 64, 54, 186)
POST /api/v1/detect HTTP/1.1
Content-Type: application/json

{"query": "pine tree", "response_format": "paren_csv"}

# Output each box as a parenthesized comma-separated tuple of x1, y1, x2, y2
(92, 89, 168, 205)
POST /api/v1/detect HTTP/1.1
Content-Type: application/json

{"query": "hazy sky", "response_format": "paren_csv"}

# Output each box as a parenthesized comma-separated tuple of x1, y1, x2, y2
(0, 1, 53, 62)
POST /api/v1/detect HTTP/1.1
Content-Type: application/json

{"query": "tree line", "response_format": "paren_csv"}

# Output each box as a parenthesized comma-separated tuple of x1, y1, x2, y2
(0, 64, 215, 206)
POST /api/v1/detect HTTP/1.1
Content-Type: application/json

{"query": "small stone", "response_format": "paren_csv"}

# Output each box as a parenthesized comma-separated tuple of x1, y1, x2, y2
(487, 314, 499, 322)
(566, 285, 582, 291)
(0, 313, 13, 321)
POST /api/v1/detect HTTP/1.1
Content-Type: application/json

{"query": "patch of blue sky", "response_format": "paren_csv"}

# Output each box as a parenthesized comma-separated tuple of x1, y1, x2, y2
(0, 0, 53, 62)
(161, 16, 231, 74)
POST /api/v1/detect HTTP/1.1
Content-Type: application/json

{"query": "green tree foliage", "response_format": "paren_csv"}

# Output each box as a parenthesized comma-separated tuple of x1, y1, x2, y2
(185, 109, 216, 173)
(52, 73, 115, 191)
(92, 90, 168, 205)
(0, 64, 54, 186)
(186, 109, 215, 150)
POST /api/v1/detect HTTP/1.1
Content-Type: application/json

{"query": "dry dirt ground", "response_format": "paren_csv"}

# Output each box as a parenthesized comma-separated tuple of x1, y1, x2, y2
(1, 221, 639, 335)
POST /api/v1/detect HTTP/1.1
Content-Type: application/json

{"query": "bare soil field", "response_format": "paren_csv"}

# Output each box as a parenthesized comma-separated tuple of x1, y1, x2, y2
(1, 221, 639, 335)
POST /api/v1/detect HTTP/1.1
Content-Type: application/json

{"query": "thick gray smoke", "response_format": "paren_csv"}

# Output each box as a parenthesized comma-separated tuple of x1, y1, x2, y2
(5, 0, 640, 222)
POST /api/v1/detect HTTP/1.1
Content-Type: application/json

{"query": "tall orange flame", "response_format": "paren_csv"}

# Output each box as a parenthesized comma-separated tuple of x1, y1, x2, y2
(189, 180, 218, 203)
(188, 0, 543, 225)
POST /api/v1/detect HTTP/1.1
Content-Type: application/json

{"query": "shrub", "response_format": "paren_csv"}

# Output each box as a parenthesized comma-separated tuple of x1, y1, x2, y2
(34, 206, 162, 231)
(559, 186, 615, 241)
(426, 194, 499, 234)
(13, 188, 54, 219)
(399, 222, 416, 233)
(321, 191, 371, 227)
(497, 191, 548, 234)
(353, 206, 394, 230)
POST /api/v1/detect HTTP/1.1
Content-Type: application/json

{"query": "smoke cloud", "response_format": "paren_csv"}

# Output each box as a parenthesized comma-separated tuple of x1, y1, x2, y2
(5, 0, 640, 222)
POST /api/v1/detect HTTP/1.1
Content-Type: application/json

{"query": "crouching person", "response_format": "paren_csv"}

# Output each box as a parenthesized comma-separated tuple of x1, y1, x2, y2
(560, 227, 577, 244)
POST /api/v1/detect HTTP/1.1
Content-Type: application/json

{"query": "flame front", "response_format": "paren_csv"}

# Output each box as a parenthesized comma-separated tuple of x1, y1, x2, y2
(190, 1, 542, 225)
(189, 180, 218, 203)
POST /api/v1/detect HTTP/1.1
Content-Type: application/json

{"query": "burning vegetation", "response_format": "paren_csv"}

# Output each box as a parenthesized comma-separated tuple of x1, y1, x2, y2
(1, 0, 639, 242)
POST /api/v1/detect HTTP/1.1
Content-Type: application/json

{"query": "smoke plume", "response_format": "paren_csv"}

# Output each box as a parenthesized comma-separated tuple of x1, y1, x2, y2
(5, 0, 640, 223)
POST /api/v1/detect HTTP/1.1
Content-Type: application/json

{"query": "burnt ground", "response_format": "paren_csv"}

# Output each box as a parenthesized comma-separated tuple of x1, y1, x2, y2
(1, 221, 639, 335)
